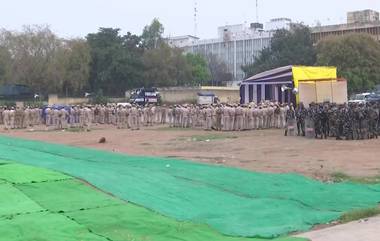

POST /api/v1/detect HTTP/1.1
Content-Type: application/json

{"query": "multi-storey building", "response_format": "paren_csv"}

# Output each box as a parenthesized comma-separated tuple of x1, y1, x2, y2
(347, 9, 379, 24)
(168, 19, 290, 81)
(168, 10, 380, 82)
(312, 10, 380, 43)
(189, 31, 273, 81)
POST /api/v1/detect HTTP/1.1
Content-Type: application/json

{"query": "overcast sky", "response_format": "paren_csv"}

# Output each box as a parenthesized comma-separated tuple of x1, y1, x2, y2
(1, 0, 379, 39)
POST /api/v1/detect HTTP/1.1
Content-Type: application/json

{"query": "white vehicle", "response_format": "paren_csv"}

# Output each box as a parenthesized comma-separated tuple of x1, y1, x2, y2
(348, 93, 372, 104)
(117, 103, 132, 107)
(197, 92, 219, 105)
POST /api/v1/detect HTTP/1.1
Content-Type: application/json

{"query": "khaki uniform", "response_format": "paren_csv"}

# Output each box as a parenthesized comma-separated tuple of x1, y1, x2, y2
(234, 106, 244, 131)
(3, 110, 10, 130)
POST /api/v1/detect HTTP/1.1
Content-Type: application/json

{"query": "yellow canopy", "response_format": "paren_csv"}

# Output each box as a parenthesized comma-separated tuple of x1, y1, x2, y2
(292, 66, 337, 102)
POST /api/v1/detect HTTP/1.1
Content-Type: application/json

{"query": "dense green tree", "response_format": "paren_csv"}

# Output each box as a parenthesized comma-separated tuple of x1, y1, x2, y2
(86, 28, 144, 95)
(141, 18, 164, 49)
(242, 25, 316, 77)
(316, 33, 380, 94)
(185, 53, 211, 86)
(142, 44, 192, 87)
(55, 39, 91, 96)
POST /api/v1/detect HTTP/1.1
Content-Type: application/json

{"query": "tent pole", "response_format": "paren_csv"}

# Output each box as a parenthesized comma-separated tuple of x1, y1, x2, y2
(331, 80, 334, 103)
(315, 81, 318, 103)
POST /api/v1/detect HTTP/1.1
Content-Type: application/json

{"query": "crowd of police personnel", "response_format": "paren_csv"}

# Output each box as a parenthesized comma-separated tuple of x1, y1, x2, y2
(0, 102, 289, 131)
(0, 102, 379, 140)
(289, 102, 380, 140)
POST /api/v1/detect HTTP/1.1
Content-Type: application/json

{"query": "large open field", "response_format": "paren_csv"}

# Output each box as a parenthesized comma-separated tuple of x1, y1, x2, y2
(2, 125, 380, 180)
(1, 125, 380, 241)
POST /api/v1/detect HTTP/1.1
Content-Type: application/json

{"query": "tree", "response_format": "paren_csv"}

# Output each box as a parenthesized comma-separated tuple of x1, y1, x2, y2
(0, 25, 64, 94)
(141, 18, 164, 49)
(0, 46, 11, 84)
(0, 25, 91, 96)
(55, 39, 91, 96)
(86, 28, 144, 95)
(142, 44, 192, 87)
(185, 53, 211, 86)
(316, 34, 380, 94)
(242, 25, 316, 77)
(206, 54, 233, 86)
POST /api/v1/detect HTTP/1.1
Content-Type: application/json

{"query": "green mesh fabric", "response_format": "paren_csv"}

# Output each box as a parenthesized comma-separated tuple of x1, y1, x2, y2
(0, 135, 379, 238)
(0, 183, 43, 218)
(0, 163, 306, 241)
(16, 179, 124, 212)
(0, 163, 70, 184)
(67, 205, 305, 241)
(0, 212, 109, 241)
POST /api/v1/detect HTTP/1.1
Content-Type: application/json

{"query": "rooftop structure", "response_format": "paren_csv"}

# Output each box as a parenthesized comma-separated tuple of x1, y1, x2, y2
(166, 35, 199, 48)
(265, 18, 292, 31)
(347, 9, 379, 24)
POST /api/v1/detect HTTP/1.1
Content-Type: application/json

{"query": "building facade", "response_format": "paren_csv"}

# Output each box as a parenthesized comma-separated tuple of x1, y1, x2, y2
(189, 31, 272, 81)
(169, 19, 291, 82)
(166, 35, 199, 48)
(312, 9, 380, 43)
(167, 10, 380, 83)
(347, 9, 379, 24)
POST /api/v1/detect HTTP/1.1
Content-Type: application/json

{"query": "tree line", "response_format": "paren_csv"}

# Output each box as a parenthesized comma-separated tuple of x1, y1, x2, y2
(0, 19, 217, 97)
(1, 20, 378, 97)
(242, 25, 380, 94)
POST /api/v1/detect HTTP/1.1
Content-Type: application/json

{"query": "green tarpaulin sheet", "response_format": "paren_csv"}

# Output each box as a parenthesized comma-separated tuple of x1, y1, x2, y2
(0, 135, 379, 238)
(67, 205, 304, 241)
(0, 163, 305, 241)
(0, 212, 108, 241)
(0, 163, 70, 184)
(0, 183, 43, 218)
(17, 179, 124, 212)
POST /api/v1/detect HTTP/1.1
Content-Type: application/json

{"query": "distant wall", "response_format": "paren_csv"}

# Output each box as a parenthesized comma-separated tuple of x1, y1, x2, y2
(48, 94, 88, 105)
(158, 87, 198, 104)
(48, 87, 240, 106)
(48, 95, 127, 105)
(202, 86, 240, 103)
(158, 86, 240, 104)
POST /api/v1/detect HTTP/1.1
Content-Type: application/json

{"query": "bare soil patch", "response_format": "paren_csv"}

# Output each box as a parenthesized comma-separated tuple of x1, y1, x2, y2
(2, 125, 380, 180)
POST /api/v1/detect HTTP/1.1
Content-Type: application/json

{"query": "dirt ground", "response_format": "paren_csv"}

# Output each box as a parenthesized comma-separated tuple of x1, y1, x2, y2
(295, 216, 380, 241)
(2, 125, 380, 179)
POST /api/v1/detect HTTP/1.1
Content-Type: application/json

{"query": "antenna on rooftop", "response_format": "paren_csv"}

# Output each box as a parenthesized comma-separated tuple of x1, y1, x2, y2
(194, 0, 198, 37)
(256, 0, 259, 23)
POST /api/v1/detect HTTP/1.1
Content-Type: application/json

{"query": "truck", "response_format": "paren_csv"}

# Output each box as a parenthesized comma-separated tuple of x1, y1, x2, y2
(197, 92, 219, 105)
(0, 84, 34, 100)
(348, 93, 372, 104)
(129, 87, 161, 105)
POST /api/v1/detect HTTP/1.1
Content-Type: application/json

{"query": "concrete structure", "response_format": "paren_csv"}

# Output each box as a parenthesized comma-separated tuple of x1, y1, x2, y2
(347, 9, 379, 24)
(167, 19, 293, 82)
(189, 31, 273, 82)
(265, 18, 292, 31)
(166, 35, 199, 48)
(312, 21, 380, 43)
(312, 9, 380, 43)
(158, 86, 239, 104)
